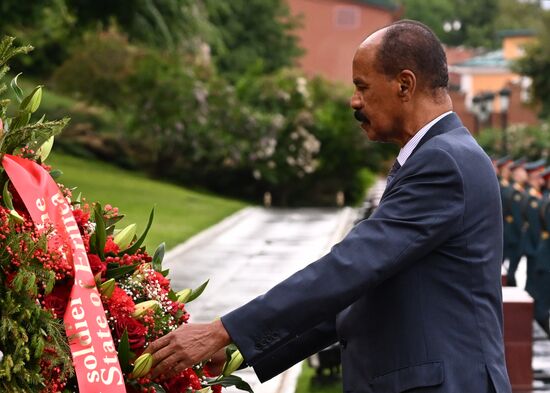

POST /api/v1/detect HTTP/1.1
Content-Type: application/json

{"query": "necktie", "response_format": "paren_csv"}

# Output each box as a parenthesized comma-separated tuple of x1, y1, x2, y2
(386, 159, 401, 187)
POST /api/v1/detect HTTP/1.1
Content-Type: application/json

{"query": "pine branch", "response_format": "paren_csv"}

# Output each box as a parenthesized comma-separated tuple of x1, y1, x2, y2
(0, 117, 69, 155)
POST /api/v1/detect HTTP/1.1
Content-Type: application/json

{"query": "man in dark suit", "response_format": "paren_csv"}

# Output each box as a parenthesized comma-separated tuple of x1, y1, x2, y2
(147, 20, 511, 393)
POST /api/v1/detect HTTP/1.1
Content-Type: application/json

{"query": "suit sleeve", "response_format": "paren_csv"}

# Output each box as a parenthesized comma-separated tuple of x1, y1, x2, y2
(252, 319, 337, 382)
(221, 147, 465, 377)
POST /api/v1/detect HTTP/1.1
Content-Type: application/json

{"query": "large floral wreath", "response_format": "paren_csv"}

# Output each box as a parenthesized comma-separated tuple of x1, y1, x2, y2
(0, 37, 250, 393)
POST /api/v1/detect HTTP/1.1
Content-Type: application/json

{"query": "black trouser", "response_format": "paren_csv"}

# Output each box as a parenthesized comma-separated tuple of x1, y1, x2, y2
(506, 245, 523, 286)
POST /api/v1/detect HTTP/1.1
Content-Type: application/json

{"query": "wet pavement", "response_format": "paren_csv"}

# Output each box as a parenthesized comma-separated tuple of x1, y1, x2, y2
(164, 206, 356, 393)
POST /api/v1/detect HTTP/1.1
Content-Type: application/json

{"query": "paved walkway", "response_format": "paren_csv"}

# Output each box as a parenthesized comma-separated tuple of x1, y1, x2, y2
(164, 206, 357, 393)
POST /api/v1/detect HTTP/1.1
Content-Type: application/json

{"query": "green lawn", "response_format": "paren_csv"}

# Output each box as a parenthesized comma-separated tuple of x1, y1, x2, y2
(295, 362, 342, 393)
(47, 152, 247, 251)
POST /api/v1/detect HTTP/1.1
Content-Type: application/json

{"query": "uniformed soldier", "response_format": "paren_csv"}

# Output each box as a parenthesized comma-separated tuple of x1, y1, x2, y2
(522, 159, 546, 297)
(491, 156, 499, 178)
(532, 167, 550, 336)
(498, 156, 513, 185)
(497, 157, 514, 263)
(543, 167, 550, 199)
(505, 158, 528, 286)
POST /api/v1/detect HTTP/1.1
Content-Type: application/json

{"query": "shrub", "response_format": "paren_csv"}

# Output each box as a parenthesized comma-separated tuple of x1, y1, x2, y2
(123, 60, 392, 205)
(476, 122, 550, 160)
(51, 27, 138, 109)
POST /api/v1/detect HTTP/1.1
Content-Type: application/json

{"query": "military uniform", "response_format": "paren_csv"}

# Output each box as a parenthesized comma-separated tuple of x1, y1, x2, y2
(497, 157, 514, 262)
(523, 186, 544, 297)
(506, 182, 527, 286)
(501, 179, 514, 262)
(533, 168, 550, 336)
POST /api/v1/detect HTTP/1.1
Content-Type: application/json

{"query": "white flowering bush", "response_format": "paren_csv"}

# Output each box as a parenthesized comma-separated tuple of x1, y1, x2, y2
(477, 122, 550, 159)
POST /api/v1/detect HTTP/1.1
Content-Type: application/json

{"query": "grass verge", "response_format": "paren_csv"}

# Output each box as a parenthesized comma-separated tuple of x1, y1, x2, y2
(294, 361, 342, 393)
(48, 152, 247, 251)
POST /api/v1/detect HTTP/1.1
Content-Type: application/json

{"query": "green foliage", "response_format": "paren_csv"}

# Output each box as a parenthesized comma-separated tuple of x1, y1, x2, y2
(123, 50, 262, 189)
(0, 38, 69, 165)
(295, 361, 342, 393)
(206, 0, 303, 80)
(0, 0, 76, 76)
(2, 0, 302, 81)
(400, 0, 458, 44)
(70, 0, 220, 55)
(233, 70, 391, 205)
(52, 28, 138, 109)
(0, 37, 69, 167)
(400, 0, 544, 48)
(494, 0, 544, 33)
(0, 35, 73, 391)
(476, 123, 550, 159)
(514, 12, 550, 119)
(234, 68, 322, 204)
(307, 77, 392, 205)
(118, 52, 385, 205)
(1, 4, 382, 206)
(48, 152, 247, 250)
(0, 221, 74, 391)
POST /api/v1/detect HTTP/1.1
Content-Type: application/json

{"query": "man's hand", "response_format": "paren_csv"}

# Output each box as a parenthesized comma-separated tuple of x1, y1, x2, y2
(145, 319, 231, 379)
(205, 347, 228, 376)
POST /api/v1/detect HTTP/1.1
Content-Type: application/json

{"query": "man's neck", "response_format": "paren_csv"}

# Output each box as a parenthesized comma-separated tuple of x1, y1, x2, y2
(397, 97, 453, 148)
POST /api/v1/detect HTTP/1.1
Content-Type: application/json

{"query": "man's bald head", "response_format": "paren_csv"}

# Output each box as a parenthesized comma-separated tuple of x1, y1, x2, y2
(366, 20, 449, 95)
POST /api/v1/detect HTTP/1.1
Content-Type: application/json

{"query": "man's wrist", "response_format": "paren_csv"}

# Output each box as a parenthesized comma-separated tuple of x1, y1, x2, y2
(210, 319, 232, 349)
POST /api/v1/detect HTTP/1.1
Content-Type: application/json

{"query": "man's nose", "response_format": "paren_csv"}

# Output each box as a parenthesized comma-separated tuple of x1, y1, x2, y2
(350, 92, 362, 109)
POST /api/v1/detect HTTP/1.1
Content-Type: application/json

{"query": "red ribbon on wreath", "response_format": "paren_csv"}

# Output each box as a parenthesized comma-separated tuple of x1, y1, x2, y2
(2, 154, 126, 393)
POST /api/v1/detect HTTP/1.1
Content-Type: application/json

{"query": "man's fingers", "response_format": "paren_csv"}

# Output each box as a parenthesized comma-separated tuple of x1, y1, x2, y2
(150, 344, 174, 368)
(163, 360, 191, 379)
(144, 332, 172, 355)
(151, 353, 190, 379)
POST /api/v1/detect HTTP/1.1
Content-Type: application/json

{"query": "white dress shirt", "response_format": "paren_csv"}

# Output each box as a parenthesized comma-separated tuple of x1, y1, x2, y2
(396, 111, 453, 166)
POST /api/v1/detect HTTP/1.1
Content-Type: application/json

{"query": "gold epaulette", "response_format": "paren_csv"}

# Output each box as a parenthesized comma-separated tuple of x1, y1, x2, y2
(543, 231, 550, 240)
(529, 188, 542, 198)
(505, 215, 514, 223)
(513, 183, 525, 193)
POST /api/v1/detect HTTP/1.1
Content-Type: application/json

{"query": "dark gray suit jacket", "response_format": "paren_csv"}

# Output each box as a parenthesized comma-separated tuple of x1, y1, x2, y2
(222, 113, 512, 393)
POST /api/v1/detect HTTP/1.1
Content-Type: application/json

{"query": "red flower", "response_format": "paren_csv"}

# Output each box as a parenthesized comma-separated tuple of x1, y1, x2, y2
(106, 287, 136, 321)
(114, 316, 147, 353)
(43, 283, 72, 319)
(152, 271, 170, 291)
(87, 253, 106, 276)
(163, 368, 203, 392)
(72, 208, 90, 230)
(212, 385, 222, 393)
(104, 237, 120, 255)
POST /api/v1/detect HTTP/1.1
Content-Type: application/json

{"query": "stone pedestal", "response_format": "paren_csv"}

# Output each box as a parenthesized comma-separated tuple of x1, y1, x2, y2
(502, 287, 533, 390)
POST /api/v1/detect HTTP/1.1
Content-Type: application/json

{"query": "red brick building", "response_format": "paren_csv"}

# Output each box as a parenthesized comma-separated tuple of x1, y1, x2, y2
(286, 0, 400, 84)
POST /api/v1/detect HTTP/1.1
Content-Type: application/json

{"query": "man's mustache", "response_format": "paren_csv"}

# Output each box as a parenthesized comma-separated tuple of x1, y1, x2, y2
(354, 110, 369, 123)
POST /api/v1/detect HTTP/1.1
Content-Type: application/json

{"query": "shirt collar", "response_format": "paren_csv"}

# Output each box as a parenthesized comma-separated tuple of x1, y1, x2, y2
(396, 111, 453, 166)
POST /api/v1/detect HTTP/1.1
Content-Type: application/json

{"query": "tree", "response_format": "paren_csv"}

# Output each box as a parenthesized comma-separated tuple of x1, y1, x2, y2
(514, 11, 550, 118)
(494, 0, 543, 32)
(70, 0, 220, 55)
(0, 0, 76, 76)
(400, 0, 543, 49)
(205, 0, 303, 80)
(400, 0, 457, 44)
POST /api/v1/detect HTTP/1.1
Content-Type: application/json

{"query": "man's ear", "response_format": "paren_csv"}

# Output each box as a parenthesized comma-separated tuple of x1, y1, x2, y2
(397, 70, 416, 100)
